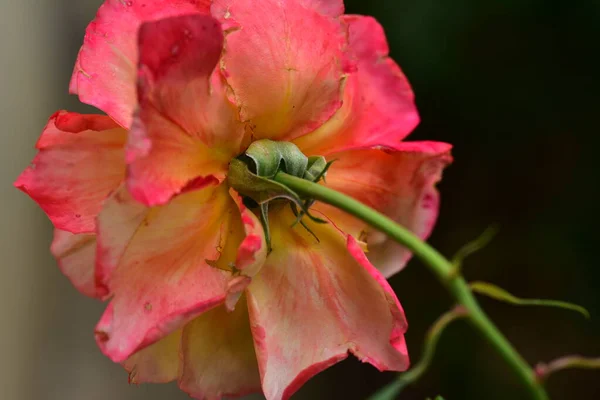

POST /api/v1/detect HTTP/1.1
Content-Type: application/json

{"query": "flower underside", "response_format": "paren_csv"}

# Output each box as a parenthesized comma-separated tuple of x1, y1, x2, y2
(13, 1, 456, 397)
(229, 139, 334, 251)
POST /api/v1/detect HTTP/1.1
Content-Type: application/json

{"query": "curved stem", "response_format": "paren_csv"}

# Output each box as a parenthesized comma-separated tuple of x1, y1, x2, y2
(274, 172, 549, 400)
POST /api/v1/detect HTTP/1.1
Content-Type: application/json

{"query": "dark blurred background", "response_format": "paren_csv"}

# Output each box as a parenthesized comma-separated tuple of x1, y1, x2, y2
(1, 0, 598, 399)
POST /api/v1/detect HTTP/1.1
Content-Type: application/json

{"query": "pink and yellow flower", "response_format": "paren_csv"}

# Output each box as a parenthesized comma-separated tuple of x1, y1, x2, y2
(15, 1, 451, 399)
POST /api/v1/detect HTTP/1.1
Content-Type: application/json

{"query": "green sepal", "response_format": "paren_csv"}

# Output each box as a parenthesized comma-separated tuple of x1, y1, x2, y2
(259, 203, 272, 253)
(243, 140, 308, 178)
(228, 140, 335, 251)
(228, 158, 304, 207)
(304, 156, 327, 181)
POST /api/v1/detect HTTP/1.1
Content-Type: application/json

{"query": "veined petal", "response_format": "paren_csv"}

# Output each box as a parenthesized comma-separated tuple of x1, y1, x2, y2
(95, 186, 149, 297)
(124, 329, 182, 384)
(212, 0, 349, 141)
(246, 209, 409, 400)
(95, 183, 235, 363)
(315, 142, 453, 277)
(50, 229, 99, 299)
(179, 297, 261, 399)
(295, 15, 419, 154)
(128, 14, 244, 206)
(70, 0, 210, 128)
(15, 111, 126, 233)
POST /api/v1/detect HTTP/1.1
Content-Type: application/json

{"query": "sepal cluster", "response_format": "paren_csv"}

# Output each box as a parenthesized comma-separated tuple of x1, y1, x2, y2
(228, 139, 334, 250)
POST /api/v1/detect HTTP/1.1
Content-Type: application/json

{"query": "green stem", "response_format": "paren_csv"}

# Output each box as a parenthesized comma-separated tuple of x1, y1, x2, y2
(274, 172, 549, 400)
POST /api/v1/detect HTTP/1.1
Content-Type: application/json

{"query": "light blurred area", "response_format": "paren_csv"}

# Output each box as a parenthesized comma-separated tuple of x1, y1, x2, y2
(1, 1, 598, 400)
(0, 0, 191, 399)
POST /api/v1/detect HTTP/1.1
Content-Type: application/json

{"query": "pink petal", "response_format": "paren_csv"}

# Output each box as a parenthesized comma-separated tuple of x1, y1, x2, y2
(224, 190, 268, 311)
(316, 142, 453, 277)
(70, 0, 209, 128)
(127, 14, 244, 206)
(230, 189, 267, 278)
(295, 15, 420, 154)
(50, 229, 99, 299)
(212, 0, 349, 141)
(124, 329, 182, 384)
(95, 183, 234, 362)
(95, 186, 149, 297)
(346, 236, 409, 359)
(246, 209, 409, 400)
(298, 0, 344, 16)
(15, 111, 126, 233)
(179, 297, 261, 399)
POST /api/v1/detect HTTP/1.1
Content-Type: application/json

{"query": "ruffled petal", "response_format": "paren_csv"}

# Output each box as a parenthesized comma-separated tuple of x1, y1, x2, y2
(15, 111, 126, 233)
(315, 142, 452, 277)
(128, 14, 244, 206)
(95, 183, 236, 362)
(70, 0, 210, 127)
(224, 190, 268, 311)
(50, 229, 99, 299)
(229, 190, 267, 278)
(179, 297, 260, 399)
(246, 209, 409, 400)
(124, 329, 182, 384)
(212, 0, 349, 141)
(295, 15, 419, 154)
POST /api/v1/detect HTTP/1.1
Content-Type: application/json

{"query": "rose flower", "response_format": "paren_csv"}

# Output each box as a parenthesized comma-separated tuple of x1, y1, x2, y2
(15, 1, 451, 399)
